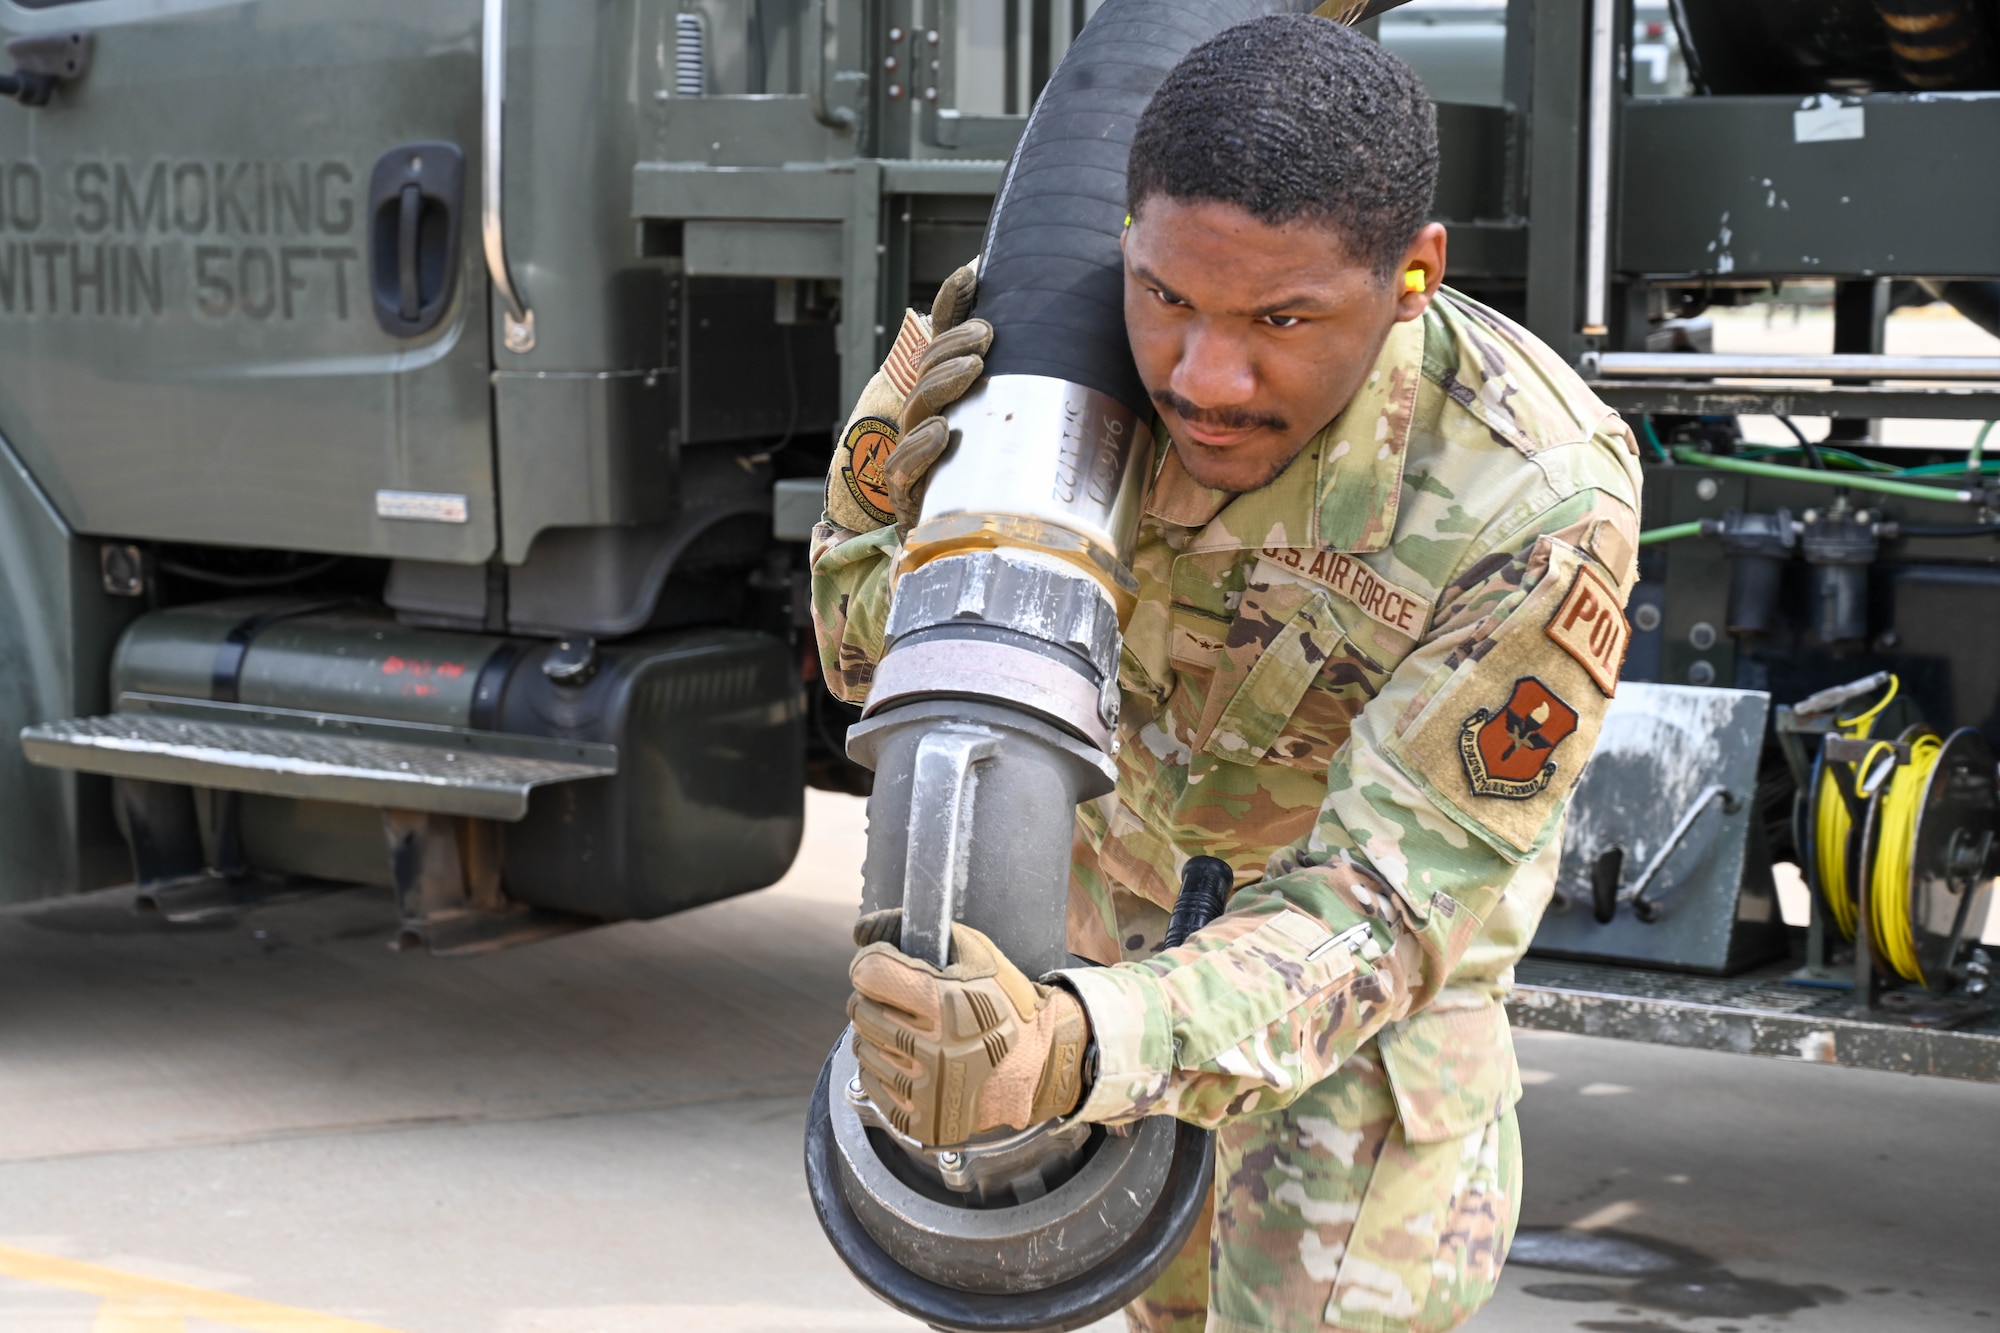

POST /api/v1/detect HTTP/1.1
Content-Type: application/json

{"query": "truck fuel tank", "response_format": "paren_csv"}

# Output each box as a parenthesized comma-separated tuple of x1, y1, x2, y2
(114, 600, 507, 727)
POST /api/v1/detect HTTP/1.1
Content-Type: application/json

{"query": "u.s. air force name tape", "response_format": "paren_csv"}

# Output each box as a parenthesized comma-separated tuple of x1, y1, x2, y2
(1257, 546, 1429, 639)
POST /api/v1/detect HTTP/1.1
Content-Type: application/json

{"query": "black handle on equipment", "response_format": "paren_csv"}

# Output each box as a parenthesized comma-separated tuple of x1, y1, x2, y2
(368, 140, 465, 339)
(1165, 856, 1233, 949)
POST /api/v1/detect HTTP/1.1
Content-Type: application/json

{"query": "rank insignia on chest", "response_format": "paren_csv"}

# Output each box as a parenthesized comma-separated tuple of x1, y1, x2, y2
(1458, 676, 1579, 799)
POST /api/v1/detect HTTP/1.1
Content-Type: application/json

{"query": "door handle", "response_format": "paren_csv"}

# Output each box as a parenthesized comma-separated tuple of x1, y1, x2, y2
(368, 142, 465, 339)
(398, 184, 422, 321)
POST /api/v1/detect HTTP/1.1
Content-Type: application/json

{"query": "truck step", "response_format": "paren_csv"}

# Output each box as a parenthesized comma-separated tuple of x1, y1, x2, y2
(20, 694, 617, 821)
(1509, 955, 2000, 1084)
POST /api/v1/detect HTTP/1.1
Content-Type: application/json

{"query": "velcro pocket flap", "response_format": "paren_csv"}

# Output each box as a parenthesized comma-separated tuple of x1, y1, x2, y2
(1377, 1000, 1523, 1142)
(1197, 585, 1350, 764)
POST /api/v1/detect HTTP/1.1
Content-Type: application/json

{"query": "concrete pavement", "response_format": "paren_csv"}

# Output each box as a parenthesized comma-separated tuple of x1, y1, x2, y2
(0, 790, 1994, 1331)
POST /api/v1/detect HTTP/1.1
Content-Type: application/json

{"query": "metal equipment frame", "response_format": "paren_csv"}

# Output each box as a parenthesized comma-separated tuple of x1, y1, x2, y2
(622, 0, 2000, 1082)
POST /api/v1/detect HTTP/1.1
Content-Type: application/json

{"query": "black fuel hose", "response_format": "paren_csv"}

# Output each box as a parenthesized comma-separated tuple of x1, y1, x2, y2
(973, 0, 1323, 417)
(1893, 522, 2000, 538)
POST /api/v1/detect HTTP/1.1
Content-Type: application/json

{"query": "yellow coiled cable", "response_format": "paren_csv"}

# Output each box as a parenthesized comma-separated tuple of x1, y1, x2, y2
(1868, 731, 1942, 985)
(1812, 676, 1899, 941)
(1813, 761, 1861, 940)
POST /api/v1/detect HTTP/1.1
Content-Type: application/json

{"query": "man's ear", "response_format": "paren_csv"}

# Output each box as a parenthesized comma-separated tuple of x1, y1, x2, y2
(1394, 223, 1448, 322)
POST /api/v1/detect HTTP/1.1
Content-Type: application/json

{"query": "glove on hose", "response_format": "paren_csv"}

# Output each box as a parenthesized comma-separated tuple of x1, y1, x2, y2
(885, 263, 990, 539)
(847, 909, 1088, 1148)
(885, 317, 990, 538)
(822, 259, 990, 539)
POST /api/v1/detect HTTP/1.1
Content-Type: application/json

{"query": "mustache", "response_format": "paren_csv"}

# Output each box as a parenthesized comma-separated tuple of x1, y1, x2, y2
(1149, 388, 1288, 436)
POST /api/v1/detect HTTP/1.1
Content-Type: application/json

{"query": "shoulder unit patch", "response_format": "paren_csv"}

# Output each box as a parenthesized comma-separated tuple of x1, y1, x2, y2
(1545, 562, 1628, 697)
(1459, 676, 1579, 799)
(838, 416, 899, 528)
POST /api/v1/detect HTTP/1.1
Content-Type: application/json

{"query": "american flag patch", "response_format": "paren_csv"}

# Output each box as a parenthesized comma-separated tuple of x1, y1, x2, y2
(883, 309, 932, 399)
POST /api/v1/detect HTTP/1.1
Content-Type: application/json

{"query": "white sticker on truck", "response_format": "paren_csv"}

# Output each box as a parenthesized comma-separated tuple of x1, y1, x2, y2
(375, 490, 469, 523)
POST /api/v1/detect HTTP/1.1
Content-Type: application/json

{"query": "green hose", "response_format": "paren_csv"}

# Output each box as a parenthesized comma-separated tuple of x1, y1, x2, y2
(1638, 415, 1671, 463)
(1670, 447, 1976, 503)
(1735, 445, 1901, 473)
(1638, 521, 1707, 546)
(1898, 459, 2000, 476)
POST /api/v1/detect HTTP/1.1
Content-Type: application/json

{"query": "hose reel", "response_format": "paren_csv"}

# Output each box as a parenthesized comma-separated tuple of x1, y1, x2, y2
(1801, 675, 1999, 994)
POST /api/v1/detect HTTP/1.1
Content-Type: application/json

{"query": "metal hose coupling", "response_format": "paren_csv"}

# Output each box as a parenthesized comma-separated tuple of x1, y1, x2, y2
(823, 403, 1164, 1320)
(814, 363, 1169, 1333)
(863, 362, 1153, 769)
(812, 379, 1161, 1326)
(898, 376, 1152, 619)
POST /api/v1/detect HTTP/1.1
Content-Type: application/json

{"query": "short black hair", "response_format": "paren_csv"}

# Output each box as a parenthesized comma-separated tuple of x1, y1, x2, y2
(1126, 16, 1439, 280)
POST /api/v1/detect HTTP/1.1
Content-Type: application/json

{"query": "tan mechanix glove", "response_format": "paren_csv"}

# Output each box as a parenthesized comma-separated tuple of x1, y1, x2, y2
(847, 909, 1088, 1148)
(823, 259, 991, 539)
(885, 314, 991, 539)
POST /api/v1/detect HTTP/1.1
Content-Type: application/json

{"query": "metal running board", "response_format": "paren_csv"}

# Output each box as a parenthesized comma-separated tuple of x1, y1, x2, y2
(21, 694, 617, 821)
(1508, 955, 2000, 1084)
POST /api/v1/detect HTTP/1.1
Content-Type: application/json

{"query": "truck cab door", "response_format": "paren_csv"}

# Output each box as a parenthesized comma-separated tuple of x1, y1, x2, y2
(0, 1, 494, 562)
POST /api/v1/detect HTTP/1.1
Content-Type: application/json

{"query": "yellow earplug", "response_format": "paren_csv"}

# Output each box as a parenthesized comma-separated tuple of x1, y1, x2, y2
(1404, 268, 1426, 293)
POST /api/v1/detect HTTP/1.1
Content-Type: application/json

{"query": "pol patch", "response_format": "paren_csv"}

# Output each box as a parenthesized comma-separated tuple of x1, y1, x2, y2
(1545, 562, 1628, 697)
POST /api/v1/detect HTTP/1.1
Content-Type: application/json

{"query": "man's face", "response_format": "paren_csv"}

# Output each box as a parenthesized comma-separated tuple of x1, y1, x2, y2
(1122, 197, 1443, 493)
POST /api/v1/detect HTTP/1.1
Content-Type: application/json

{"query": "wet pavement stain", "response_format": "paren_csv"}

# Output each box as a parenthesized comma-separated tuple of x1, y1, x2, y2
(1510, 1228, 1706, 1277)
(1523, 1282, 1619, 1302)
(1512, 1226, 1838, 1321)
(1633, 1272, 1818, 1317)
(1576, 1323, 1693, 1333)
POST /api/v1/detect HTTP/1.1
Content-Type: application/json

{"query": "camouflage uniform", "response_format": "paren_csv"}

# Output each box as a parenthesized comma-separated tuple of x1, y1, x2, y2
(812, 290, 1642, 1333)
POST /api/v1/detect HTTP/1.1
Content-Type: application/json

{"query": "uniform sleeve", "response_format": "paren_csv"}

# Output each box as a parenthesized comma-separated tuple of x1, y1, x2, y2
(1057, 473, 1639, 1128)
(810, 521, 898, 704)
(808, 311, 932, 704)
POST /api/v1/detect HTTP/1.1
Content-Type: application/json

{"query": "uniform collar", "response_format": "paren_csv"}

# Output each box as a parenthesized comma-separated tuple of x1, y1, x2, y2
(1146, 314, 1423, 555)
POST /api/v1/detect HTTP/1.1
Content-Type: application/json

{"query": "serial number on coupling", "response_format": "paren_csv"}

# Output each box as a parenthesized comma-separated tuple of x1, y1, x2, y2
(1052, 404, 1128, 508)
